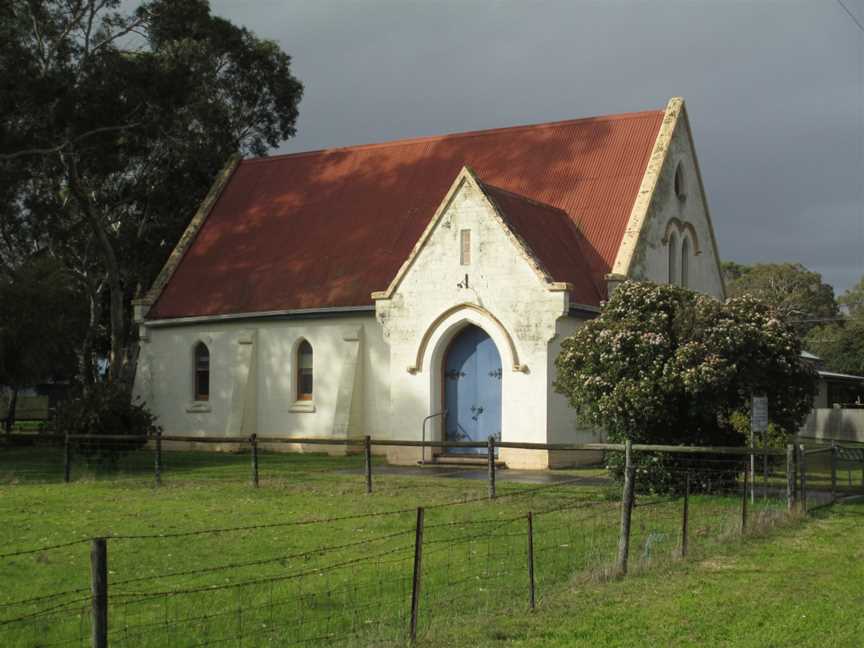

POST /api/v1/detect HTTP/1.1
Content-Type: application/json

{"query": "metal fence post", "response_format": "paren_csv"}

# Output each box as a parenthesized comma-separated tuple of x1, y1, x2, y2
(799, 444, 807, 514)
(831, 442, 837, 503)
(615, 440, 635, 577)
(91, 538, 108, 648)
(409, 507, 425, 642)
(487, 436, 496, 500)
(364, 435, 373, 494)
(741, 466, 748, 535)
(786, 444, 795, 512)
(527, 511, 536, 610)
(154, 429, 162, 487)
(250, 434, 259, 489)
(680, 472, 690, 558)
(63, 431, 71, 484)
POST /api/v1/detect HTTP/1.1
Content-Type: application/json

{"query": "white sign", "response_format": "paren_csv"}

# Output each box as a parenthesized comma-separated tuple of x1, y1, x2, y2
(751, 396, 768, 432)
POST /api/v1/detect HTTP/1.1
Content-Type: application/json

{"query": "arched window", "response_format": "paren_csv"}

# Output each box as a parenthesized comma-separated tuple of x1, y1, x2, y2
(667, 232, 678, 285)
(297, 340, 313, 401)
(681, 236, 690, 288)
(194, 342, 210, 401)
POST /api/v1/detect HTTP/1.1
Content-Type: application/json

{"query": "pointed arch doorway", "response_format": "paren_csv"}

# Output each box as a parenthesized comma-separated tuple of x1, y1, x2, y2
(443, 324, 502, 454)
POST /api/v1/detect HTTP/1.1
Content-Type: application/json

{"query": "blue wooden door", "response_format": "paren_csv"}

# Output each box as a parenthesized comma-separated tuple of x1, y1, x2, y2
(444, 325, 502, 454)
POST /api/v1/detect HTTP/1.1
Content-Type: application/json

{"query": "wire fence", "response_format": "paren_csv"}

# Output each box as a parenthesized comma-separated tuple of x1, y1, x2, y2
(1, 435, 862, 647)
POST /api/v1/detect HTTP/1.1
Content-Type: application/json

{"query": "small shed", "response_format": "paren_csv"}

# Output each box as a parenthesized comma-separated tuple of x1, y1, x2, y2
(799, 352, 864, 443)
(800, 351, 864, 408)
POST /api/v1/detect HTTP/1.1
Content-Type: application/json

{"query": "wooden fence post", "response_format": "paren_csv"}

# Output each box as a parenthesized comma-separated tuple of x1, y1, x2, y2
(154, 429, 162, 487)
(364, 435, 373, 494)
(749, 437, 755, 505)
(741, 466, 748, 534)
(409, 507, 425, 642)
(250, 434, 259, 489)
(615, 440, 635, 577)
(91, 538, 108, 648)
(831, 442, 837, 503)
(680, 472, 690, 558)
(527, 511, 536, 610)
(786, 444, 795, 512)
(63, 431, 71, 484)
(487, 436, 496, 500)
(799, 444, 807, 514)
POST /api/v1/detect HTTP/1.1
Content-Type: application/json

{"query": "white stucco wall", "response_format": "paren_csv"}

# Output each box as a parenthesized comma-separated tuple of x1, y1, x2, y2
(621, 105, 725, 299)
(133, 314, 389, 450)
(374, 173, 572, 467)
(546, 315, 602, 444)
(800, 408, 864, 444)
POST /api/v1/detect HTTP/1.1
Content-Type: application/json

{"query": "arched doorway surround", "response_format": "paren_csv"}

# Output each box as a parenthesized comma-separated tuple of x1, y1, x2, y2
(416, 303, 522, 456)
(408, 303, 522, 374)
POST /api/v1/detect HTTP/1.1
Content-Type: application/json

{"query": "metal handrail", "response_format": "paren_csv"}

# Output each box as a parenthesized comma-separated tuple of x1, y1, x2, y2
(419, 410, 447, 465)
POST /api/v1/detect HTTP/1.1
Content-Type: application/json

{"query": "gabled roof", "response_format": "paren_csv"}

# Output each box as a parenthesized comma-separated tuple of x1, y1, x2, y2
(147, 105, 666, 320)
(372, 167, 603, 306)
(479, 181, 604, 306)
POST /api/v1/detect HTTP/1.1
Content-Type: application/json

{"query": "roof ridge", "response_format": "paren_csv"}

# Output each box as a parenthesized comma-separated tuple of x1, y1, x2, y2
(479, 176, 603, 304)
(478, 180, 569, 215)
(241, 108, 666, 165)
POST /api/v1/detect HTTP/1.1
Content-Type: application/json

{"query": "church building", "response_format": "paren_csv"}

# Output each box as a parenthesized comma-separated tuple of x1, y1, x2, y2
(132, 97, 725, 469)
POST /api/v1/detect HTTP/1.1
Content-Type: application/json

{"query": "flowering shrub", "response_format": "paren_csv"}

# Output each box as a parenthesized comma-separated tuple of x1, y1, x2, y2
(555, 281, 817, 493)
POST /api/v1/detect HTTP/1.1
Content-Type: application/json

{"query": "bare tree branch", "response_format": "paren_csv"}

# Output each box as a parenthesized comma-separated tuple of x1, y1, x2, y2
(26, 2, 49, 72)
(49, 0, 90, 68)
(87, 10, 150, 59)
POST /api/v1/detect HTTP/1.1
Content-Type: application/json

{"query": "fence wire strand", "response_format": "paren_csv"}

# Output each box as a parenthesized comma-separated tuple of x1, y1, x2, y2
(3, 437, 862, 646)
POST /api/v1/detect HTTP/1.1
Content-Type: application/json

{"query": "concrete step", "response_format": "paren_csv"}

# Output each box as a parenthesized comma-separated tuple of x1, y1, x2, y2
(429, 454, 506, 467)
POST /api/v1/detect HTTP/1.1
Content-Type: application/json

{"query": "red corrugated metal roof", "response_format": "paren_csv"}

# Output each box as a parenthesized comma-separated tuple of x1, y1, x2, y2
(480, 182, 604, 305)
(148, 108, 664, 319)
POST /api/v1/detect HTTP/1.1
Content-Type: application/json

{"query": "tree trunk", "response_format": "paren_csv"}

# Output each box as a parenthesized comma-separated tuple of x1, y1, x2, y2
(64, 157, 127, 384)
(77, 280, 101, 389)
(4, 387, 18, 436)
(106, 278, 126, 383)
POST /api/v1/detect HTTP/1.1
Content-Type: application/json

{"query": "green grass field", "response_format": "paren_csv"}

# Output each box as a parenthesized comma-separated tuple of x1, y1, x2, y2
(424, 501, 864, 647)
(0, 447, 822, 647)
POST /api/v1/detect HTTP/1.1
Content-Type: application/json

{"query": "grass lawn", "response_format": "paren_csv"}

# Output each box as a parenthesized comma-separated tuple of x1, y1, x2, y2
(0, 447, 808, 647)
(421, 502, 864, 647)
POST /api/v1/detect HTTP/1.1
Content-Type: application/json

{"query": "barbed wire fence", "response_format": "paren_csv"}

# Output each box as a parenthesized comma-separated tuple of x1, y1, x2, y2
(2, 436, 862, 646)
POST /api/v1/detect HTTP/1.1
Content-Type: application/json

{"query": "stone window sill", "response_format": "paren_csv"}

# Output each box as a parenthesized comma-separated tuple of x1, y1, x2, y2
(186, 402, 212, 413)
(290, 401, 316, 413)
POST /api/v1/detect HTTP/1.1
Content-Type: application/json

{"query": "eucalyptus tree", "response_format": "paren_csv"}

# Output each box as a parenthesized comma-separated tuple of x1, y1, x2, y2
(0, 0, 303, 383)
(0, 256, 87, 431)
(722, 261, 838, 335)
(805, 275, 864, 376)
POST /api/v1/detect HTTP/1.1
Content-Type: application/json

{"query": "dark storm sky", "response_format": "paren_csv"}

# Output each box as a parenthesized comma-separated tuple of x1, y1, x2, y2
(210, 0, 864, 295)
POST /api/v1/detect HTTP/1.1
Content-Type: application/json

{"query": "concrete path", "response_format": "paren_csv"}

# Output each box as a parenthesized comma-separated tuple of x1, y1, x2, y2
(339, 463, 610, 486)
